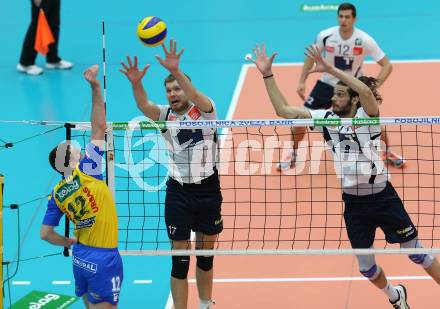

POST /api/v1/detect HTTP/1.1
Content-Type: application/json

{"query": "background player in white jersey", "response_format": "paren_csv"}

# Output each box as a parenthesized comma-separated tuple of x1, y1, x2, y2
(120, 40, 222, 309)
(248, 43, 440, 309)
(278, 2, 405, 170)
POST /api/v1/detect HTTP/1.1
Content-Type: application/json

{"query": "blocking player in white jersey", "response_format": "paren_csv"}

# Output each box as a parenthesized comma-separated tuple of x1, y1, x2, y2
(278, 2, 405, 171)
(248, 43, 440, 309)
(120, 40, 221, 309)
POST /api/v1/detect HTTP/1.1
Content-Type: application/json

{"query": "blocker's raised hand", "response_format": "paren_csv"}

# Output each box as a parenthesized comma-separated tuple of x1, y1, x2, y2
(83, 64, 99, 86)
(119, 56, 150, 84)
(305, 45, 332, 74)
(247, 43, 277, 78)
(156, 39, 184, 74)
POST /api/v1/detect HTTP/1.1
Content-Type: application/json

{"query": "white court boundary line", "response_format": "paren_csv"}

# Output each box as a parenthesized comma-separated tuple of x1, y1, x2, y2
(187, 275, 433, 283)
(134, 280, 153, 284)
(52, 281, 71, 285)
(164, 57, 439, 308)
(12, 281, 31, 285)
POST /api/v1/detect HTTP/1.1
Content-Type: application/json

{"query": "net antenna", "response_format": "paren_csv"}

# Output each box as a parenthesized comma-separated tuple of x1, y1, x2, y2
(101, 20, 116, 194)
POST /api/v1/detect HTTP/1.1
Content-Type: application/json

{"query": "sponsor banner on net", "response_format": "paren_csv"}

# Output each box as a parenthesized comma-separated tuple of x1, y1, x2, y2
(352, 117, 380, 126)
(112, 121, 167, 130)
(177, 119, 317, 128)
(313, 118, 341, 126)
(394, 117, 440, 124)
(113, 119, 315, 129)
(10, 290, 78, 309)
(177, 120, 270, 128)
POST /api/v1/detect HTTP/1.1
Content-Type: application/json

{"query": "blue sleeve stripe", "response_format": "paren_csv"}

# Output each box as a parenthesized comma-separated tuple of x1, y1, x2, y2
(42, 195, 64, 226)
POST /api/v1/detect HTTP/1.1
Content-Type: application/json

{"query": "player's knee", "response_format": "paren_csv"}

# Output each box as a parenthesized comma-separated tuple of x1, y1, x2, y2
(359, 264, 381, 280)
(356, 253, 379, 280)
(196, 255, 213, 271)
(401, 239, 435, 268)
(171, 256, 190, 279)
(408, 254, 434, 268)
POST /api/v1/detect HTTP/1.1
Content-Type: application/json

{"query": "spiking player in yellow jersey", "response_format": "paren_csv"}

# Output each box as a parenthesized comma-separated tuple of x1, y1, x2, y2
(41, 65, 123, 308)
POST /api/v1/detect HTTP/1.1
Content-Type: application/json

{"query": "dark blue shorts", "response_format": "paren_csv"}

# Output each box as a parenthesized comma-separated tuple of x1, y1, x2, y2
(342, 182, 417, 248)
(165, 171, 223, 240)
(72, 243, 123, 305)
(304, 80, 334, 110)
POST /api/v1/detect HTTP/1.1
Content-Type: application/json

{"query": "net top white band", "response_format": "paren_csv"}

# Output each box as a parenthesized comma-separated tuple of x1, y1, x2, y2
(3, 116, 439, 130)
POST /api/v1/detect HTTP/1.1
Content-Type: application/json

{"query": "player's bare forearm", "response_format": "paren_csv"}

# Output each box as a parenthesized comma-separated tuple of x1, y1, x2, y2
(299, 56, 315, 83)
(90, 83, 106, 141)
(40, 225, 76, 248)
(172, 69, 213, 113)
(132, 82, 160, 120)
(376, 57, 393, 87)
(264, 76, 311, 119)
(131, 81, 148, 108)
(327, 66, 379, 116)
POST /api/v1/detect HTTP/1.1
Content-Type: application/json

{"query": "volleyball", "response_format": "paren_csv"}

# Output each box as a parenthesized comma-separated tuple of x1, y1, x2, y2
(136, 16, 167, 47)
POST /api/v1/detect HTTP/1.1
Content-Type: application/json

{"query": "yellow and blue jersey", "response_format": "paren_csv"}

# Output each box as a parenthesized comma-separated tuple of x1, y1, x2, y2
(43, 143, 118, 248)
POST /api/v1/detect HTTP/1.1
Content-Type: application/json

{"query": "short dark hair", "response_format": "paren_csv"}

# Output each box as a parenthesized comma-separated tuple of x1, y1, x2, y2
(338, 3, 356, 18)
(49, 143, 71, 174)
(337, 76, 382, 107)
(163, 73, 191, 87)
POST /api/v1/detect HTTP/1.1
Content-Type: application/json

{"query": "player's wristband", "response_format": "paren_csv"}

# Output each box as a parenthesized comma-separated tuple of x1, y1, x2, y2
(263, 74, 274, 79)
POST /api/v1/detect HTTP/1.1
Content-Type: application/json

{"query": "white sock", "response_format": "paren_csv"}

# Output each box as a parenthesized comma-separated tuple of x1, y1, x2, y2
(199, 299, 213, 309)
(382, 282, 399, 302)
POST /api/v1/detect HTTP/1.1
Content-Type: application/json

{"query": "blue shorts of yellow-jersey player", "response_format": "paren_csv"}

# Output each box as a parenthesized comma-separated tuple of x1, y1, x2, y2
(304, 80, 334, 110)
(342, 182, 418, 249)
(165, 171, 223, 240)
(72, 243, 123, 305)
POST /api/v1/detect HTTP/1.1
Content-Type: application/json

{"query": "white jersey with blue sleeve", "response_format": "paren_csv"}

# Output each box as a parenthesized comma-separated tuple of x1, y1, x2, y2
(158, 99, 218, 184)
(315, 26, 386, 87)
(309, 108, 389, 194)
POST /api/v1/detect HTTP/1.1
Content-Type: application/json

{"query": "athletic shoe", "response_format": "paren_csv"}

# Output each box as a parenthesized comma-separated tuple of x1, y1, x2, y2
(16, 63, 43, 75)
(390, 284, 410, 309)
(200, 299, 215, 309)
(382, 150, 406, 168)
(276, 153, 296, 171)
(46, 59, 73, 70)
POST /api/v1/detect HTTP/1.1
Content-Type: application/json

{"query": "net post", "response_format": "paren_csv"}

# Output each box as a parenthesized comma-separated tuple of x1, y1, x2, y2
(63, 123, 74, 257)
(0, 173, 4, 308)
(106, 125, 115, 197)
